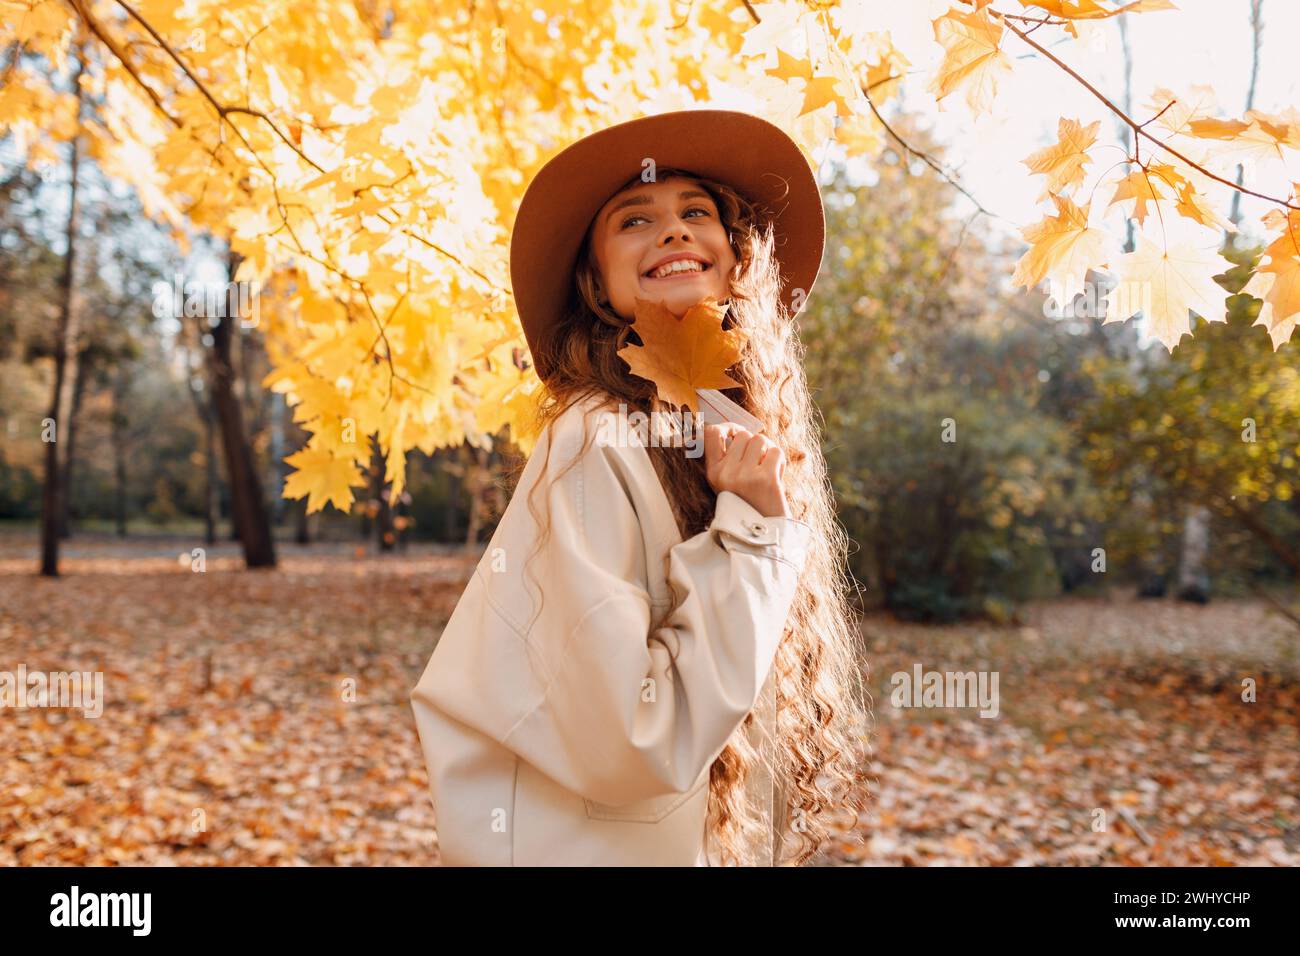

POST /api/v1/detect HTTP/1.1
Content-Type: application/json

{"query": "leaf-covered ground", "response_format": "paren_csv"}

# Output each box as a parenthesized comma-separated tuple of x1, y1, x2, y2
(841, 594, 1300, 867)
(1, 532, 1296, 866)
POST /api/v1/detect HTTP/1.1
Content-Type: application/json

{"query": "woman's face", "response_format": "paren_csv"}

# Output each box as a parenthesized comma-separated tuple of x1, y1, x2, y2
(588, 175, 737, 320)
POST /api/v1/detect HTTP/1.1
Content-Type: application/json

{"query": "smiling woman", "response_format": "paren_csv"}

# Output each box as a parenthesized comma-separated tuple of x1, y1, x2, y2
(410, 109, 872, 868)
(585, 175, 738, 320)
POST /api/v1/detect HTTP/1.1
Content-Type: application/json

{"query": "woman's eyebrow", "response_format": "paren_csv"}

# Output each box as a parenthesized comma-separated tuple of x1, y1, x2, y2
(604, 189, 712, 225)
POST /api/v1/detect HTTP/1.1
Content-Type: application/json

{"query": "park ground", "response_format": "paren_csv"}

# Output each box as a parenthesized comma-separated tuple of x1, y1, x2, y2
(1, 529, 1296, 866)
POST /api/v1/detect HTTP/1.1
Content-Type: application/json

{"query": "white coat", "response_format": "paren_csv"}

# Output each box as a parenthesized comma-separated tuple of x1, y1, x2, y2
(408, 392, 813, 865)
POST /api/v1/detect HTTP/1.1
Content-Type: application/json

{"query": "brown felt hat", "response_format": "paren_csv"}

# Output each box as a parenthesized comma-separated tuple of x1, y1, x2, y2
(509, 108, 826, 381)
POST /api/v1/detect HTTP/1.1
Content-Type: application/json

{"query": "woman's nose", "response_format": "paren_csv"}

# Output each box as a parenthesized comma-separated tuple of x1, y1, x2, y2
(654, 214, 695, 246)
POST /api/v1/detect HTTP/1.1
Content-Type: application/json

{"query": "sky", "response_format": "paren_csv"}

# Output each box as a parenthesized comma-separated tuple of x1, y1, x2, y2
(878, 0, 1300, 247)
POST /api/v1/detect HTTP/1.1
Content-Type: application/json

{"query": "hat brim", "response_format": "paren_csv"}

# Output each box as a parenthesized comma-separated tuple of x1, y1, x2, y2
(509, 109, 826, 381)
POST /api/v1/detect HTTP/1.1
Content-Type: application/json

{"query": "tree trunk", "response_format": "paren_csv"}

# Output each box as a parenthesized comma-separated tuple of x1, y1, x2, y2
(58, 353, 88, 539)
(294, 497, 311, 545)
(269, 389, 285, 526)
(111, 371, 129, 537)
(488, 448, 506, 519)
(203, 394, 219, 546)
(370, 435, 395, 552)
(443, 448, 461, 540)
(1131, 487, 1168, 597)
(40, 47, 84, 577)
(206, 251, 276, 568)
(184, 332, 220, 546)
(464, 444, 490, 547)
(1176, 503, 1211, 602)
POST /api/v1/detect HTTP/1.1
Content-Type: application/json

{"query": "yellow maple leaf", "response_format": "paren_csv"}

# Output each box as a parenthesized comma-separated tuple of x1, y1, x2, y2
(1022, 117, 1100, 201)
(1019, 0, 1176, 37)
(835, 111, 885, 157)
(1250, 107, 1300, 150)
(283, 445, 368, 514)
(1190, 106, 1300, 150)
(1140, 149, 1238, 233)
(763, 49, 857, 121)
(1187, 115, 1294, 180)
(1020, 0, 1111, 16)
(740, 1, 816, 60)
(617, 297, 746, 413)
(865, 56, 906, 104)
(1242, 204, 1300, 349)
(800, 75, 857, 120)
(1144, 84, 1220, 138)
(1167, 179, 1235, 233)
(1105, 234, 1227, 351)
(1243, 269, 1299, 351)
(765, 48, 814, 84)
(1258, 203, 1300, 265)
(1108, 166, 1173, 226)
(1011, 194, 1113, 302)
(927, 5, 1013, 116)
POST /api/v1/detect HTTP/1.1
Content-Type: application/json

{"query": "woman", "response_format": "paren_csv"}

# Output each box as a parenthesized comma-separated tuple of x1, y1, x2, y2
(410, 109, 871, 866)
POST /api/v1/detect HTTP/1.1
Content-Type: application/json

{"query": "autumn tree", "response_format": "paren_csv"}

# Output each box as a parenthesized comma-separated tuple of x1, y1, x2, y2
(1, 0, 1295, 528)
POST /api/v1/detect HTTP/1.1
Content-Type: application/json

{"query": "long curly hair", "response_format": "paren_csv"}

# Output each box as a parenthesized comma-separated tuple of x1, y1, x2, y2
(512, 166, 872, 866)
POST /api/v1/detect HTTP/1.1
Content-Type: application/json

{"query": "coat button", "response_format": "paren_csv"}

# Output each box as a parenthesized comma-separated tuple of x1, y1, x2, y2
(748, 522, 767, 538)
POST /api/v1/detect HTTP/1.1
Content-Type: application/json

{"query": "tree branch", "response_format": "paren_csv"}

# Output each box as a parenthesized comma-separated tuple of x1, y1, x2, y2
(860, 75, 1004, 222)
(112, 0, 326, 173)
(67, 0, 181, 127)
(988, 5, 1299, 212)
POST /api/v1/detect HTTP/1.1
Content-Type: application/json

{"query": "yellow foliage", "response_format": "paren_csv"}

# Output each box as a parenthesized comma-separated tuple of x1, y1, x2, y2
(1, 0, 1294, 512)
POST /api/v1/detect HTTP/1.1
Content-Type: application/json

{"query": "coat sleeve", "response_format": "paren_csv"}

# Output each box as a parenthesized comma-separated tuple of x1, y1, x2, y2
(410, 401, 813, 807)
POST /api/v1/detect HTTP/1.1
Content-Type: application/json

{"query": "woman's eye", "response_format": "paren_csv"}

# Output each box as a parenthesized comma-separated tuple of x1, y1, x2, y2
(620, 206, 711, 229)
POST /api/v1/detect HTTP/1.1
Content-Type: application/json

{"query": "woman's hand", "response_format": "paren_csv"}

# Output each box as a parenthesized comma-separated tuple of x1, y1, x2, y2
(703, 423, 789, 518)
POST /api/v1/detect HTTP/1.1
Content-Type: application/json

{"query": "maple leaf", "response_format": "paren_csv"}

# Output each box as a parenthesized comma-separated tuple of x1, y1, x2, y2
(1011, 194, 1114, 302)
(1104, 234, 1227, 351)
(1143, 84, 1220, 138)
(1108, 166, 1173, 226)
(1019, 0, 1176, 37)
(765, 48, 814, 84)
(617, 297, 747, 413)
(1166, 178, 1235, 233)
(1243, 269, 1299, 351)
(283, 445, 368, 514)
(1190, 106, 1300, 149)
(740, 1, 815, 60)
(1258, 203, 1300, 256)
(1142, 147, 1238, 233)
(1187, 111, 1298, 179)
(1242, 203, 1300, 349)
(835, 110, 886, 157)
(1022, 117, 1100, 201)
(865, 57, 905, 102)
(927, 5, 1013, 116)
(800, 75, 856, 120)
(763, 48, 858, 121)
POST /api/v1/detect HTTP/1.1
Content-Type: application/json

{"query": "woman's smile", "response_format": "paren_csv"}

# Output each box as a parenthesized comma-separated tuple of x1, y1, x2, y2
(643, 259, 714, 284)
